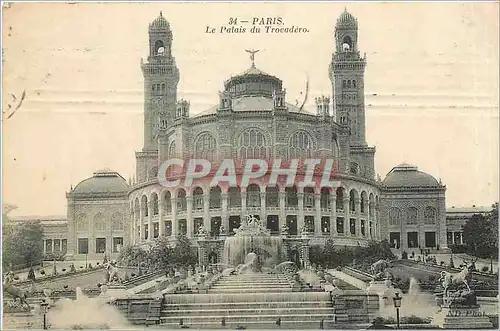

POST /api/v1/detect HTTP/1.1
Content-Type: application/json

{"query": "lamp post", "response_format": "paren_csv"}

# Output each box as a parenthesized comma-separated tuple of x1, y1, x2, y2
(393, 292, 402, 329)
(40, 300, 48, 329)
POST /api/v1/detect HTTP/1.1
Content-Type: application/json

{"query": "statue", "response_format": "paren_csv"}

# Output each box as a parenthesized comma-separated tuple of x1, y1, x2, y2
(370, 259, 393, 275)
(219, 224, 225, 235)
(197, 225, 208, 237)
(104, 262, 119, 284)
(3, 272, 32, 311)
(245, 49, 259, 67)
(439, 257, 477, 299)
(281, 224, 289, 235)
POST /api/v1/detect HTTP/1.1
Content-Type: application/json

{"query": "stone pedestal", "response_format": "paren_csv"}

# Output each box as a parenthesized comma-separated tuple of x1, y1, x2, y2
(433, 306, 493, 329)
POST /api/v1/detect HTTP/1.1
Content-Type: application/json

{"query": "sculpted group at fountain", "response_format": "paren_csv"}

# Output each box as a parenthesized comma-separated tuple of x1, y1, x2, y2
(433, 257, 493, 329)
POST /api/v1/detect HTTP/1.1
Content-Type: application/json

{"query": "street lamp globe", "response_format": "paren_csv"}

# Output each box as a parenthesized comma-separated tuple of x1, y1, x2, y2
(393, 291, 402, 308)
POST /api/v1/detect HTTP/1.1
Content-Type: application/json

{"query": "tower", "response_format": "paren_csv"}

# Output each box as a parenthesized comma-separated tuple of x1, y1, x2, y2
(136, 12, 180, 183)
(329, 9, 367, 147)
(141, 12, 180, 151)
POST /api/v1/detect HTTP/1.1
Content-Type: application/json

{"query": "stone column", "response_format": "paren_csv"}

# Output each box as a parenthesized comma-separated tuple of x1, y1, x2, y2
(241, 191, 247, 217)
(260, 191, 266, 221)
(147, 201, 153, 242)
(171, 198, 178, 237)
(343, 198, 350, 235)
(355, 198, 361, 238)
(197, 240, 207, 267)
(451, 231, 455, 245)
(43, 240, 46, 253)
(459, 232, 463, 245)
(186, 195, 193, 238)
(51, 239, 54, 253)
(298, 192, 304, 233)
(159, 196, 165, 237)
(66, 200, 76, 258)
(315, 193, 321, 235)
(331, 192, 337, 235)
(130, 209, 135, 245)
(221, 192, 229, 235)
(203, 193, 210, 233)
(278, 188, 286, 232)
(301, 239, 310, 269)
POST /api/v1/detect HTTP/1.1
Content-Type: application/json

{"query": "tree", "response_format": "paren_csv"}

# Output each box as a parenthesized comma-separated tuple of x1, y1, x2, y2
(171, 234, 198, 267)
(463, 203, 499, 259)
(2, 220, 44, 270)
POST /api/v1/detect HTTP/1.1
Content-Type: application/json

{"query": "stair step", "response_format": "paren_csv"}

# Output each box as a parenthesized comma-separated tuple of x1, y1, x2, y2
(161, 313, 335, 323)
(163, 302, 331, 309)
(208, 288, 293, 293)
(162, 307, 334, 317)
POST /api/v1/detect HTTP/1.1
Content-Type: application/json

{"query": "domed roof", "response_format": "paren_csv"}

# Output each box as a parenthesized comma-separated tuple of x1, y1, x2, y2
(224, 63, 283, 98)
(73, 169, 128, 194)
(149, 11, 170, 31)
(382, 163, 440, 188)
(337, 8, 358, 29)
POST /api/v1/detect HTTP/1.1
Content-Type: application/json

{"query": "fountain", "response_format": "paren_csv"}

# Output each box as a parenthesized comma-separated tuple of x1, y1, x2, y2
(46, 287, 131, 329)
(223, 215, 283, 268)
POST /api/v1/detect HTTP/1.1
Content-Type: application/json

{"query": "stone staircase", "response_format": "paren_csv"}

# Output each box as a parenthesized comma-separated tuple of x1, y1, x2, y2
(159, 272, 335, 328)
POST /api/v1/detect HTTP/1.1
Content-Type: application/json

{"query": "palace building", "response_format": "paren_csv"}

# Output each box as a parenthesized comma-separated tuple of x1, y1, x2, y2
(12, 10, 470, 261)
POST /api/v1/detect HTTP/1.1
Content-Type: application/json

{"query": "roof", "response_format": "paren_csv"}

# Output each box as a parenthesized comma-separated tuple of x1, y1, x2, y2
(8, 215, 66, 222)
(149, 11, 170, 31)
(446, 206, 493, 214)
(382, 163, 440, 188)
(337, 9, 358, 29)
(192, 95, 314, 117)
(72, 169, 128, 194)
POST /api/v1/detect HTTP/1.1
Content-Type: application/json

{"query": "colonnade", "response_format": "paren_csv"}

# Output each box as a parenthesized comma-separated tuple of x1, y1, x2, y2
(130, 184, 381, 245)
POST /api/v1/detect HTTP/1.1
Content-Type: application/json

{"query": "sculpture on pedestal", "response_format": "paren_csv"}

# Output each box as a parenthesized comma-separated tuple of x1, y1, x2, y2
(370, 259, 393, 280)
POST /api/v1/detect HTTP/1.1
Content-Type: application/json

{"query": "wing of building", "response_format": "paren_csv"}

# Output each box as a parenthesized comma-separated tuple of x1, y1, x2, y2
(9, 10, 493, 261)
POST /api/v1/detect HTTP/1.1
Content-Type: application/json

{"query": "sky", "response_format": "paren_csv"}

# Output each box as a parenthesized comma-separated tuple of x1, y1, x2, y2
(2, 2, 499, 217)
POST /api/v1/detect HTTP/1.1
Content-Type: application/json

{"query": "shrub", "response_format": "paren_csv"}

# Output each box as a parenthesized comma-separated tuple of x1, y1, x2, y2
(482, 266, 489, 272)
(401, 315, 430, 324)
(62, 268, 66, 272)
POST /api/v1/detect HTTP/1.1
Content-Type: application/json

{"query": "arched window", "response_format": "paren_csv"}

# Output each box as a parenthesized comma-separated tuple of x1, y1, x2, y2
(169, 141, 178, 158)
(228, 187, 241, 208)
(155, 40, 164, 55)
(353, 80, 357, 88)
(342, 80, 347, 88)
(111, 212, 124, 231)
(193, 187, 204, 210)
(347, 80, 352, 88)
(407, 207, 418, 225)
(209, 186, 222, 209)
(304, 187, 315, 208)
(141, 196, 148, 217)
(246, 184, 260, 207)
(336, 187, 344, 210)
(94, 213, 106, 232)
(288, 131, 314, 159)
(238, 128, 269, 160)
(424, 207, 436, 224)
(151, 193, 159, 215)
(177, 190, 187, 212)
(389, 207, 401, 226)
(342, 36, 352, 52)
(194, 132, 217, 161)
(76, 214, 88, 231)
(164, 191, 172, 213)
